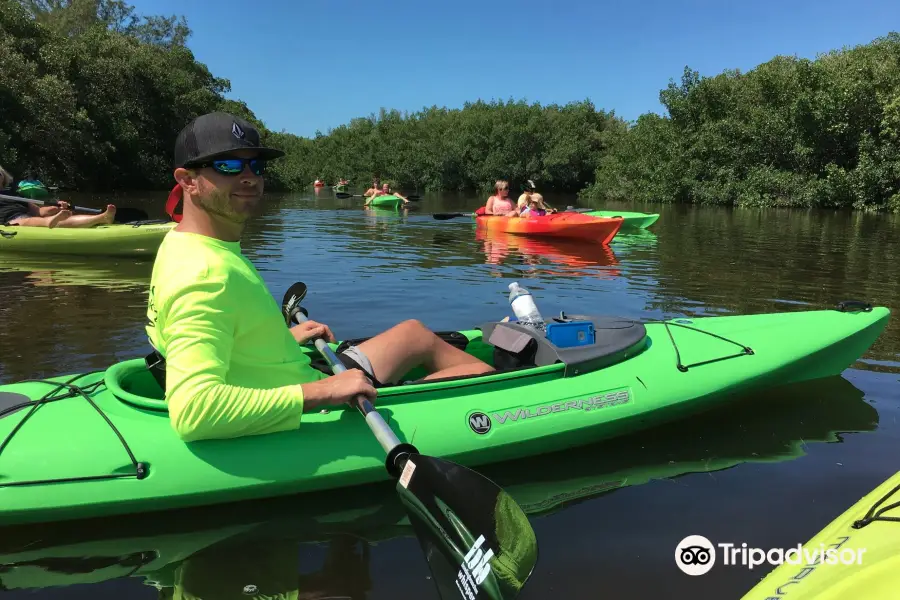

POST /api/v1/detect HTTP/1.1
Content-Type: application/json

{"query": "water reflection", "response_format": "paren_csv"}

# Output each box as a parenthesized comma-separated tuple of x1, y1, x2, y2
(475, 227, 621, 280)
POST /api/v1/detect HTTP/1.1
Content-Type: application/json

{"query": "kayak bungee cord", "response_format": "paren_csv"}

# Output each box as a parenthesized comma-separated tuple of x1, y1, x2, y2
(0, 372, 147, 489)
(658, 320, 754, 372)
(852, 483, 900, 528)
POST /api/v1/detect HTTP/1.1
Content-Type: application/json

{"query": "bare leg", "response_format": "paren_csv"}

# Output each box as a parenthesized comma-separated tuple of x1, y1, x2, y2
(54, 205, 116, 228)
(7, 212, 68, 228)
(354, 319, 494, 384)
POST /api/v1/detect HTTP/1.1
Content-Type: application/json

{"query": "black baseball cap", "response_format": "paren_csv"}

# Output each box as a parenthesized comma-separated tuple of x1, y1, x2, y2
(173, 112, 285, 168)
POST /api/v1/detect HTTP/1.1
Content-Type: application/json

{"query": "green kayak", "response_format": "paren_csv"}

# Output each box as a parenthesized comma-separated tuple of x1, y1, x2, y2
(0, 374, 877, 593)
(0, 221, 175, 257)
(584, 210, 659, 230)
(368, 194, 403, 208)
(0, 303, 889, 526)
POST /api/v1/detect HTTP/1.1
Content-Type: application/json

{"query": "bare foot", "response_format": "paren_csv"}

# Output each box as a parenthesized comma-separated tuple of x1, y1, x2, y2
(102, 205, 116, 224)
(49, 210, 71, 228)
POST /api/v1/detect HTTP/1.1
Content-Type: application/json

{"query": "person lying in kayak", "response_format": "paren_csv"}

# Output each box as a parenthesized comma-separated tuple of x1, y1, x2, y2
(147, 112, 493, 442)
(364, 183, 410, 206)
(0, 165, 117, 228)
(484, 179, 519, 216)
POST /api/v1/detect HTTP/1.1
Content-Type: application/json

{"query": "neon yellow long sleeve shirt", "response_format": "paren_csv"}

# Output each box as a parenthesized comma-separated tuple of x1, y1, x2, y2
(146, 230, 326, 442)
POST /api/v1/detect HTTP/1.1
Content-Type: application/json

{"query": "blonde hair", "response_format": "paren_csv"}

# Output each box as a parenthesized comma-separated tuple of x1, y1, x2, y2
(495, 179, 509, 193)
(0, 165, 13, 190)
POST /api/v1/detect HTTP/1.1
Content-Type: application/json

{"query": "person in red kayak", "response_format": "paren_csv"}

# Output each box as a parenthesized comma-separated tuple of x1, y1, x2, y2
(483, 179, 518, 216)
(146, 112, 493, 442)
(517, 180, 556, 215)
(0, 165, 117, 228)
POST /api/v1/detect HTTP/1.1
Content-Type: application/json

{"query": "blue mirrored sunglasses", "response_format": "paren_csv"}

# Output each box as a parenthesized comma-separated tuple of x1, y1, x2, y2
(193, 158, 267, 176)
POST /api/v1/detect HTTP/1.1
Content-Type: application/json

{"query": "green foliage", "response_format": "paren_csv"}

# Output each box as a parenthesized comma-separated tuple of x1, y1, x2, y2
(3, 3, 900, 213)
(267, 99, 621, 192)
(583, 33, 900, 211)
(1, 0, 225, 189)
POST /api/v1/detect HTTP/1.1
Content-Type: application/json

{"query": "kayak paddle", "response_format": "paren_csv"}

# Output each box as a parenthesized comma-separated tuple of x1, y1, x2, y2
(1, 193, 150, 223)
(281, 282, 538, 600)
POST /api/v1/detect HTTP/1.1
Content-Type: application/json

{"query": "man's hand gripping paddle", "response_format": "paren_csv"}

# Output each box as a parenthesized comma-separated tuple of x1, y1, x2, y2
(281, 282, 537, 600)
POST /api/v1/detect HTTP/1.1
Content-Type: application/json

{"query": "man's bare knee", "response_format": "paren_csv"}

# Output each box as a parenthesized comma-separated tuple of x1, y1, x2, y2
(396, 319, 428, 334)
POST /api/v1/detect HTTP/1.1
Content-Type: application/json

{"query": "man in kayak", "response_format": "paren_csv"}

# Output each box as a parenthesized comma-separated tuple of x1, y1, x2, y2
(0, 165, 117, 227)
(364, 183, 410, 206)
(484, 180, 519, 216)
(146, 112, 493, 442)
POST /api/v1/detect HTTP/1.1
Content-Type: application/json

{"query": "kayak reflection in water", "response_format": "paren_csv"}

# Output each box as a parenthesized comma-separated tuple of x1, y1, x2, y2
(0, 165, 117, 228)
(146, 112, 494, 442)
(155, 535, 372, 600)
(364, 183, 410, 206)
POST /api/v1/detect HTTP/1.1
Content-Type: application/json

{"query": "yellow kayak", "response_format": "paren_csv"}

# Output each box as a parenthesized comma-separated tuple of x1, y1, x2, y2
(742, 470, 900, 599)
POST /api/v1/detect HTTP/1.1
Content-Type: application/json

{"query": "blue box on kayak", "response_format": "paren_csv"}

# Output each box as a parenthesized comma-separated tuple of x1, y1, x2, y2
(546, 320, 595, 348)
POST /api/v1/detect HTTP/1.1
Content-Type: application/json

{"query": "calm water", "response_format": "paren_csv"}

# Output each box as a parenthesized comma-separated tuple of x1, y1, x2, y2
(0, 188, 898, 599)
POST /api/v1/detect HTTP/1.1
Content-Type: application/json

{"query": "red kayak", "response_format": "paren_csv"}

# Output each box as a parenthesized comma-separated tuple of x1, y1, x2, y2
(474, 210, 623, 243)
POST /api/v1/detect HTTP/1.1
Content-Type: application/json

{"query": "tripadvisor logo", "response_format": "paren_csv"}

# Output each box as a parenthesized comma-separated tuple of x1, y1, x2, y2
(674, 534, 866, 576)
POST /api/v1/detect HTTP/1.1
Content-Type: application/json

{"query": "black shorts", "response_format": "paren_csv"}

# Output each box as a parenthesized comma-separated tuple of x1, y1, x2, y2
(310, 349, 386, 388)
(0, 201, 30, 225)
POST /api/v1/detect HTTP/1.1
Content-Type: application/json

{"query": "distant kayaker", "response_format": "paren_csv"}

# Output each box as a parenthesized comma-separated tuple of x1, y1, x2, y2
(517, 180, 556, 214)
(0, 165, 116, 228)
(484, 179, 518, 216)
(364, 183, 410, 206)
(146, 112, 493, 442)
(520, 196, 547, 218)
(363, 177, 381, 197)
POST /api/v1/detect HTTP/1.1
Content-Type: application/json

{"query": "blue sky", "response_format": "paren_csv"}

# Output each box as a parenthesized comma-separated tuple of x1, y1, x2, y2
(130, 0, 896, 138)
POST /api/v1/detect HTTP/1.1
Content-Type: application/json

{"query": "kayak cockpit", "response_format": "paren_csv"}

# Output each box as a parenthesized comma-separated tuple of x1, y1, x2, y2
(103, 315, 649, 411)
(105, 360, 168, 412)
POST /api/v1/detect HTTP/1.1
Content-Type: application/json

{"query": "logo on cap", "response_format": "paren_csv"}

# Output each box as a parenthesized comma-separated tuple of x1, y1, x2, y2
(232, 122, 245, 139)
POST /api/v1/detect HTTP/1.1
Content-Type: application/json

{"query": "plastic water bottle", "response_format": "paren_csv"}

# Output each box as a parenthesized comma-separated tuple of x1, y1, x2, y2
(508, 282, 546, 332)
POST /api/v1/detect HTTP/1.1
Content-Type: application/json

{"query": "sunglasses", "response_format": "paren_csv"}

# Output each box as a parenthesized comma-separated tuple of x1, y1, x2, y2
(192, 158, 267, 176)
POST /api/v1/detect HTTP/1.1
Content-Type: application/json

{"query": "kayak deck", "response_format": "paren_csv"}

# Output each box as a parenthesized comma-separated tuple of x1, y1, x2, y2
(584, 210, 659, 230)
(0, 221, 175, 257)
(476, 212, 624, 243)
(0, 305, 890, 526)
(742, 470, 900, 599)
(368, 194, 403, 207)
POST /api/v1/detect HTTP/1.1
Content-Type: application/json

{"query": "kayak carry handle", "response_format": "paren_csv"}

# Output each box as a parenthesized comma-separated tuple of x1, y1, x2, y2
(837, 300, 873, 313)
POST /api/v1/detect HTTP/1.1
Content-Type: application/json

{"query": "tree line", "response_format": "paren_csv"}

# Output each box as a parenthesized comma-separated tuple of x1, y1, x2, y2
(2, 1, 899, 210)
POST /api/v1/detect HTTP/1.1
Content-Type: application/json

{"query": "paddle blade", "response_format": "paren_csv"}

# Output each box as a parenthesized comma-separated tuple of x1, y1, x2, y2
(432, 213, 472, 220)
(281, 282, 308, 325)
(396, 454, 537, 600)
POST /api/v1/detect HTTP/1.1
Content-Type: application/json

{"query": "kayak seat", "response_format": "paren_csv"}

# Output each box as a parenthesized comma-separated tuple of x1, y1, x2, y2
(479, 316, 649, 377)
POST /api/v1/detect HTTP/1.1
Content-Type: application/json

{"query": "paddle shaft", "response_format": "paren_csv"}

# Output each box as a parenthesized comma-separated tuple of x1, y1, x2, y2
(0, 192, 104, 214)
(294, 313, 403, 456)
